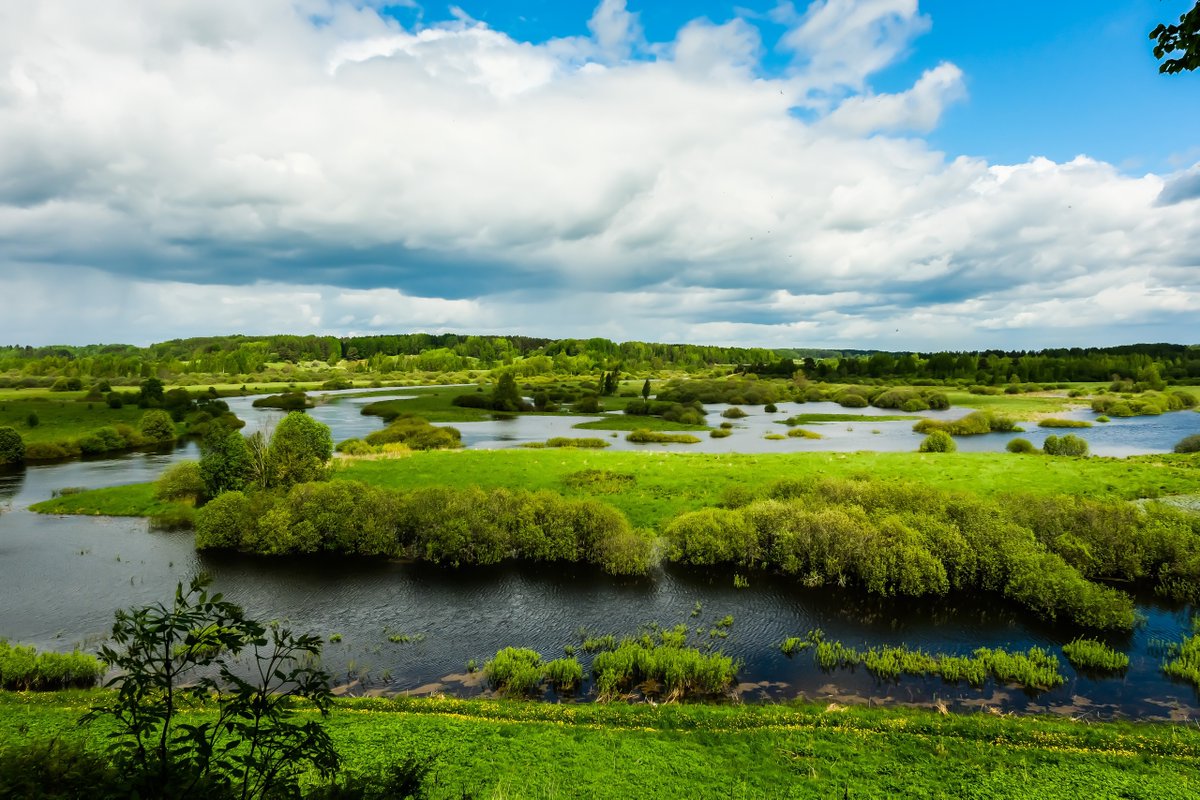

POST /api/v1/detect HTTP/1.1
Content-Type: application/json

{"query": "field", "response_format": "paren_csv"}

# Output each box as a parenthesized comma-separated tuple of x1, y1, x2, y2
(0, 392, 150, 444)
(1, 690, 1197, 799)
(35, 449, 1200, 530)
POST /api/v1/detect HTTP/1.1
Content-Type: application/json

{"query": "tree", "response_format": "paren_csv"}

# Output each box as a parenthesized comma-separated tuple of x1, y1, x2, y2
(265, 413, 332, 489)
(200, 428, 251, 497)
(0, 426, 24, 465)
(139, 377, 165, 407)
(490, 372, 524, 412)
(140, 409, 177, 443)
(1152, 2, 1200, 73)
(641, 379, 651, 401)
(84, 576, 338, 800)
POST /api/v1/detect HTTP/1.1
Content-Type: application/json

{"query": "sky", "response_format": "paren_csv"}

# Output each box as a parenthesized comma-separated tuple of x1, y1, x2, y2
(1, 0, 1198, 350)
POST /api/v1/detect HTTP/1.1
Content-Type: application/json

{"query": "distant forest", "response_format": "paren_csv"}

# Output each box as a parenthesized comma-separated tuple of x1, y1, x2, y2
(2, 334, 1198, 385)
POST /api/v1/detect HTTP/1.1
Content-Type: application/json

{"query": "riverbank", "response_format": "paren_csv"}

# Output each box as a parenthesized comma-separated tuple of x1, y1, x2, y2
(2, 690, 1197, 798)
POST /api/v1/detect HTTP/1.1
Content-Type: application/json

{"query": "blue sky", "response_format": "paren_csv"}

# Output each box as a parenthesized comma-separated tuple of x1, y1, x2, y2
(0, 0, 1198, 349)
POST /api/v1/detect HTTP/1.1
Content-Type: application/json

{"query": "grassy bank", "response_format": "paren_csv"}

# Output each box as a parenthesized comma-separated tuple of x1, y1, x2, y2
(33, 450, 1200, 530)
(2, 691, 1197, 799)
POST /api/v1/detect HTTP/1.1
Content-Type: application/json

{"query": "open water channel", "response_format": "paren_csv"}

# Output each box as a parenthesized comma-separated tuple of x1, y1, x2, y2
(1, 389, 1198, 717)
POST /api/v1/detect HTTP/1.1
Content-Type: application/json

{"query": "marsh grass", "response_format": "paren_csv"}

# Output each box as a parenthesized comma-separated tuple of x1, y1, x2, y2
(1061, 638, 1129, 673)
(0, 640, 102, 691)
(626, 429, 702, 444)
(1038, 419, 1092, 428)
(809, 635, 1064, 690)
(786, 428, 823, 439)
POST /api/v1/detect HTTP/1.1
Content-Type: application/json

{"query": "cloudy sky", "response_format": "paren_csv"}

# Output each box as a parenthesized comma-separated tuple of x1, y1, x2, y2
(2, 0, 1198, 350)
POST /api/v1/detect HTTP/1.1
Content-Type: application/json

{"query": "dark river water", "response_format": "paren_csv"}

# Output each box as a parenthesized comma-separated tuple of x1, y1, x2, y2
(1, 390, 1198, 718)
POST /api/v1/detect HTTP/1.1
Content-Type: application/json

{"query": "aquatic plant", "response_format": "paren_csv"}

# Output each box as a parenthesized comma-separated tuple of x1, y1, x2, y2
(1062, 638, 1129, 672)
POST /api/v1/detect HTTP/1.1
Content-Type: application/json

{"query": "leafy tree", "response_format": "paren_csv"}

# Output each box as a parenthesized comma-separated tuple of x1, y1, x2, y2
(84, 576, 338, 800)
(490, 372, 524, 412)
(140, 410, 177, 443)
(1152, 2, 1200, 73)
(199, 428, 251, 497)
(641, 379, 651, 401)
(138, 377, 165, 407)
(0, 426, 24, 465)
(265, 413, 333, 489)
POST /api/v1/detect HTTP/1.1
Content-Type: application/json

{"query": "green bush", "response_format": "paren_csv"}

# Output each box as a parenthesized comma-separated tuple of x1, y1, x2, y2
(0, 426, 24, 465)
(139, 409, 177, 443)
(543, 657, 584, 691)
(1174, 434, 1200, 454)
(1038, 418, 1091, 428)
(919, 430, 956, 453)
(267, 412, 334, 487)
(0, 639, 102, 690)
(364, 416, 461, 451)
(787, 428, 822, 439)
(663, 508, 758, 566)
(484, 648, 545, 696)
(335, 438, 376, 456)
(1043, 434, 1089, 457)
(155, 461, 205, 502)
(1006, 438, 1035, 453)
(709, 428, 732, 438)
(722, 407, 747, 419)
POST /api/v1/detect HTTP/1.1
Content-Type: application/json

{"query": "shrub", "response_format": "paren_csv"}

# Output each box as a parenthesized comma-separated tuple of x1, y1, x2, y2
(1006, 438, 1036, 453)
(200, 428, 252, 496)
(1038, 418, 1091, 428)
(484, 647, 544, 696)
(764, 403, 778, 413)
(1174, 434, 1200, 454)
(85, 576, 337, 800)
(663, 508, 758, 565)
(919, 430, 956, 453)
(787, 428, 822, 439)
(709, 428, 732, 438)
(543, 657, 584, 692)
(0, 426, 24, 465)
(25, 412, 39, 427)
(155, 461, 205, 502)
(335, 438, 375, 456)
(78, 427, 129, 455)
(23, 441, 77, 461)
(1043, 434, 1089, 457)
(365, 416, 461, 451)
(139, 409, 177, 443)
(837, 394, 869, 408)
(722, 407, 747, 419)
(194, 491, 254, 549)
(0, 639, 102, 690)
(573, 395, 603, 413)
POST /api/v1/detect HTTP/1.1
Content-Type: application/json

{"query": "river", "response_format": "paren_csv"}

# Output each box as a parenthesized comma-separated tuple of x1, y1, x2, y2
(1, 389, 1197, 717)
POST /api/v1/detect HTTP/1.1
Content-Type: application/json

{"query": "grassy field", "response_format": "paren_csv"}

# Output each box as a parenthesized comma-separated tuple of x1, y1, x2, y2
(0, 393, 150, 444)
(38, 450, 1199, 531)
(2, 691, 1197, 799)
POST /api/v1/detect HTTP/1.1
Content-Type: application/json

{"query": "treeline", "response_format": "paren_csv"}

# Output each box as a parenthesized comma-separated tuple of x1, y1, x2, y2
(747, 343, 1200, 384)
(195, 482, 655, 576)
(0, 333, 780, 382)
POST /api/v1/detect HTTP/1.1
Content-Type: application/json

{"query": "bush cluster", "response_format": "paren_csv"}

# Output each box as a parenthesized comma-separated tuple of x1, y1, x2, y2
(196, 481, 656, 575)
(1043, 434, 1089, 457)
(363, 415, 461, 451)
(660, 477, 1200, 630)
(913, 411, 1016, 437)
(1091, 390, 1196, 417)
(591, 626, 737, 699)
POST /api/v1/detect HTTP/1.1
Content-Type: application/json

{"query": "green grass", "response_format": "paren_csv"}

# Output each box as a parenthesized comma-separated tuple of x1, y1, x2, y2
(573, 416, 711, 432)
(30, 483, 180, 517)
(1062, 639, 1130, 673)
(944, 390, 1080, 417)
(779, 413, 912, 425)
(3, 691, 1200, 798)
(0, 394, 149, 444)
(45, 449, 1200, 530)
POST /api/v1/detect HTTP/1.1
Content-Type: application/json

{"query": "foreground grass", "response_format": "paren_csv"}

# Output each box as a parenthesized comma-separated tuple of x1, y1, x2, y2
(3, 691, 1198, 799)
(35, 450, 1200, 530)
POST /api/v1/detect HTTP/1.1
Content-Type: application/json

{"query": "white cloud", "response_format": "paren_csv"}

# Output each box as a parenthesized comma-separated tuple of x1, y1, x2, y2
(0, 0, 1196, 350)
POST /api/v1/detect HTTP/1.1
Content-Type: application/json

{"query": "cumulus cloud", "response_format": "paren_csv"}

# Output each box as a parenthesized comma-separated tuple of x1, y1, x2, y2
(0, 0, 1196, 349)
